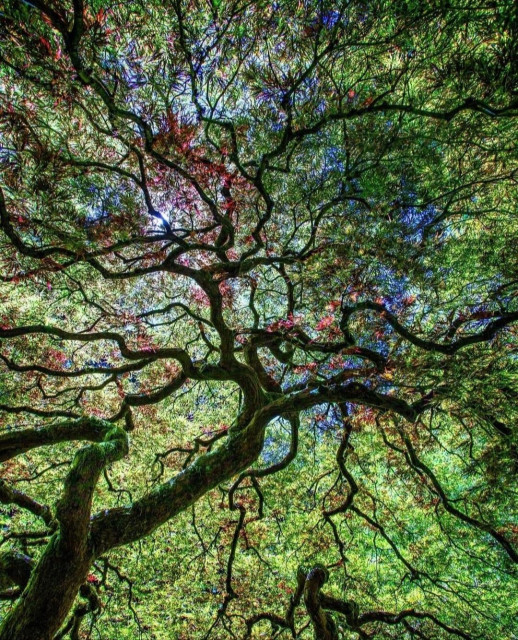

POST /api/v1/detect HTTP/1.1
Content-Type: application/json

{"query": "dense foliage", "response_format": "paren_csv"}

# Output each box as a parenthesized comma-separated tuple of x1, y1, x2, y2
(0, 1, 517, 638)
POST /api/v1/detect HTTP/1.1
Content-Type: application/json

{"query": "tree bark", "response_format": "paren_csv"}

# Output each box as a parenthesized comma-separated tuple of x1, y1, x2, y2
(304, 567, 338, 640)
(0, 534, 92, 640)
(0, 426, 128, 640)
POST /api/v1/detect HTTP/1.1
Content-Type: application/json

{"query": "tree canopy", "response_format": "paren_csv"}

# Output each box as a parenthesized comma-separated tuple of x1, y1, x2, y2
(0, 1, 517, 638)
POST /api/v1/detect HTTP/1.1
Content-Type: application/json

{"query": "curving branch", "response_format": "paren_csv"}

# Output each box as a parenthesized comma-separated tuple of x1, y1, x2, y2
(380, 425, 518, 563)
(0, 481, 54, 528)
(0, 2, 516, 638)
(249, 565, 474, 639)
(0, 422, 128, 638)
(0, 551, 34, 601)
(340, 301, 518, 355)
(0, 417, 124, 463)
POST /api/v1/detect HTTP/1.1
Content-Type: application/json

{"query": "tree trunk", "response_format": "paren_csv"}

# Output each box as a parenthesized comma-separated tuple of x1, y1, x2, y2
(0, 430, 128, 640)
(0, 533, 92, 640)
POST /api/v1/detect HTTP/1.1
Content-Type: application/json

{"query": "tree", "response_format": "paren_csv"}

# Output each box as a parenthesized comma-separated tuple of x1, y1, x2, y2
(0, 0, 517, 638)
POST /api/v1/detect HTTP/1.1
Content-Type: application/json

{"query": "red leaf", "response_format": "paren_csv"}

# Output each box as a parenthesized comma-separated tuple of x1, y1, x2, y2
(39, 37, 53, 57)
(315, 315, 334, 331)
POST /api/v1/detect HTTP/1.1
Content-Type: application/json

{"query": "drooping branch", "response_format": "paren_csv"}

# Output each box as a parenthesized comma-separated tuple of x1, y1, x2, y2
(0, 404, 79, 420)
(397, 428, 518, 563)
(0, 352, 156, 379)
(244, 564, 474, 640)
(340, 301, 518, 356)
(355, 608, 473, 639)
(0, 325, 193, 366)
(229, 414, 299, 501)
(380, 424, 518, 563)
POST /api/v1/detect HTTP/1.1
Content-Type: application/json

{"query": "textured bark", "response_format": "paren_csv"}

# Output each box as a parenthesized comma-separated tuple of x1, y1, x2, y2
(0, 535, 92, 640)
(0, 427, 128, 640)
(303, 567, 338, 640)
(0, 552, 34, 594)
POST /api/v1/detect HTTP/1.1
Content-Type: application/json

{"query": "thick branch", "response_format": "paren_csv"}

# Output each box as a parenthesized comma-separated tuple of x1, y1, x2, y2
(0, 417, 122, 463)
(0, 481, 53, 527)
